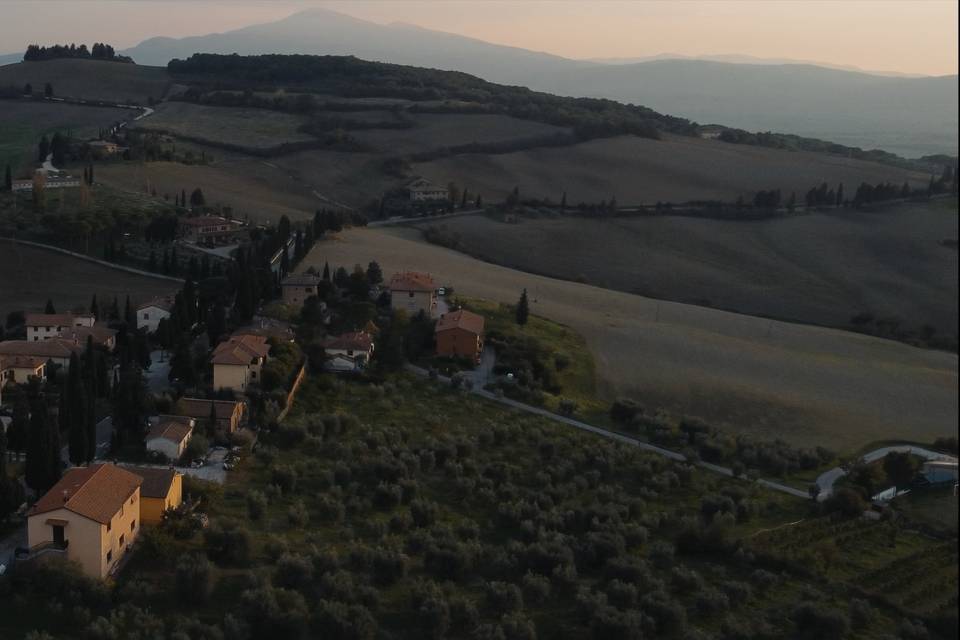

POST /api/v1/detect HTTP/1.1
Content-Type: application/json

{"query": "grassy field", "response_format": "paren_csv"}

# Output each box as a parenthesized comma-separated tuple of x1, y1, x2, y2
(95, 158, 321, 224)
(0, 59, 171, 103)
(0, 100, 133, 173)
(415, 198, 959, 344)
(414, 133, 931, 205)
(0, 239, 176, 320)
(139, 101, 315, 149)
(306, 226, 957, 453)
(351, 113, 569, 154)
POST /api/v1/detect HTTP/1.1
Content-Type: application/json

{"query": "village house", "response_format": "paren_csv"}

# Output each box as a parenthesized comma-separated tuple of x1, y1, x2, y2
(12, 173, 82, 192)
(281, 273, 323, 306)
(211, 333, 271, 393)
(145, 418, 194, 461)
(321, 331, 374, 373)
(0, 338, 82, 368)
(121, 466, 183, 526)
(406, 177, 449, 202)
(0, 355, 47, 386)
(25, 312, 95, 342)
(175, 398, 246, 435)
(179, 216, 240, 245)
(26, 464, 143, 579)
(389, 271, 439, 318)
(63, 324, 118, 351)
(87, 140, 123, 157)
(137, 296, 174, 333)
(435, 309, 486, 363)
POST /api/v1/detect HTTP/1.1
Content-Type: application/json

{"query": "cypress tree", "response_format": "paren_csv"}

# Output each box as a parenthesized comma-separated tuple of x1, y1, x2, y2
(89, 294, 99, 320)
(207, 402, 218, 438)
(66, 353, 88, 465)
(26, 390, 60, 493)
(84, 335, 98, 461)
(516, 289, 530, 326)
(4, 164, 12, 192)
(322, 261, 331, 282)
(44, 299, 56, 314)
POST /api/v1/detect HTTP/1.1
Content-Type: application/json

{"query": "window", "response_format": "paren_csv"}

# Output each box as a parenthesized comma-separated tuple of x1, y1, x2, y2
(106, 550, 112, 562)
(143, 312, 149, 319)
(107, 520, 111, 532)
(131, 520, 136, 531)
(409, 291, 415, 298)
(120, 534, 125, 547)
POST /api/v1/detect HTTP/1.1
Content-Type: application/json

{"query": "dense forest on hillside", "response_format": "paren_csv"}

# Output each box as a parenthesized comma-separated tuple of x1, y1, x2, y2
(22, 43, 133, 64)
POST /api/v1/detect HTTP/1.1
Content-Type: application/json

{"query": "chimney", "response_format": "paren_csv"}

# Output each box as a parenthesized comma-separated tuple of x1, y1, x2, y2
(62, 490, 69, 502)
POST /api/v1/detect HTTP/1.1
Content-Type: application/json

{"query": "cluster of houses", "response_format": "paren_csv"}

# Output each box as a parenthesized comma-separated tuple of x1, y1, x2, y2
(278, 269, 486, 374)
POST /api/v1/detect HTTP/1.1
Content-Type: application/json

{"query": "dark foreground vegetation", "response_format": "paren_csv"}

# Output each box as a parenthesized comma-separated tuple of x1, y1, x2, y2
(3, 374, 955, 640)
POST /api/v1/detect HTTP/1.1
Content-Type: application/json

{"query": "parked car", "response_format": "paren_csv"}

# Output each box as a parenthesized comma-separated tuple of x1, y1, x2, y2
(191, 458, 205, 468)
(223, 461, 235, 471)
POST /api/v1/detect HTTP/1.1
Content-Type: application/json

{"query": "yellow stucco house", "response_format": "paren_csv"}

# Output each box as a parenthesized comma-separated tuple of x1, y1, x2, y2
(123, 466, 183, 525)
(27, 464, 142, 579)
(211, 333, 271, 393)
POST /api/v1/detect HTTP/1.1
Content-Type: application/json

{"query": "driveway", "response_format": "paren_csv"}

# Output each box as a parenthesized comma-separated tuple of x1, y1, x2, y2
(144, 350, 171, 394)
(815, 445, 957, 501)
(469, 347, 496, 389)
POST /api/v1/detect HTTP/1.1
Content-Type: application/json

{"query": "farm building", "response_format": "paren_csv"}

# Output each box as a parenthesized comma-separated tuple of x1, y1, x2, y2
(922, 460, 959, 485)
(137, 296, 174, 333)
(389, 271, 438, 318)
(12, 174, 82, 192)
(281, 273, 323, 305)
(26, 464, 143, 579)
(0, 355, 47, 393)
(26, 312, 95, 342)
(145, 418, 194, 461)
(322, 331, 374, 373)
(435, 309, 485, 363)
(175, 397, 246, 434)
(211, 333, 271, 393)
(406, 177, 449, 202)
(178, 216, 241, 245)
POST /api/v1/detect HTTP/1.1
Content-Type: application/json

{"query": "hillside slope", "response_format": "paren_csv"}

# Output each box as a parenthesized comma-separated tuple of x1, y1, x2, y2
(307, 227, 958, 452)
(413, 199, 959, 344)
(119, 8, 958, 155)
(0, 59, 171, 103)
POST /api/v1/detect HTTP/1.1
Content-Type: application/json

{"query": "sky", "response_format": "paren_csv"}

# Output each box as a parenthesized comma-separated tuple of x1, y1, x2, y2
(1, 0, 957, 76)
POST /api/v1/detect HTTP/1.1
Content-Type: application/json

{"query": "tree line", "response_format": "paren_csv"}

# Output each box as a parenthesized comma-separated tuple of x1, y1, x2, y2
(23, 42, 133, 63)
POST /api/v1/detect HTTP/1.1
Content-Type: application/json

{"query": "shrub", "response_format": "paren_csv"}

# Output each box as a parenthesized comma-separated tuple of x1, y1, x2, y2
(823, 487, 867, 518)
(521, 572, 551, 604)
(241, 584, 310, 639)
(647, 541, 675, 569)
(288, 500, 310, 527)
(486, 581, 524, 614)
(311, 600, 378, 640)
(272, 465, 299, 494)
(175, 554, 213, 603)
(793, 602, 850, 639)
(247, 490, 267, 521)
(276, 553, 315, 590)
(410, 499, 439, 527)
(204, 520, 252, 566)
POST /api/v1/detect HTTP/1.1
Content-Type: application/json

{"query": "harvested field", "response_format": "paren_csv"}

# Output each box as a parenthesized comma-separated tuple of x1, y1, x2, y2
(138, 102, 314, 149)
(0, 240, 176, 320)
(0, 100, 133, 173)
(95, 158, 320, 224)
(414, 133, 931, 204)
(351, 113, 569, 154)
(306, 226, 958, 452)
(415, 198, 959, 343)
(0, 59, 171, 104)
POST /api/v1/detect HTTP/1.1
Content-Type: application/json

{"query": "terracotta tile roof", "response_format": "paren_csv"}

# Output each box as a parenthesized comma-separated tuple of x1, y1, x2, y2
(0, 338, 81, 359)
(176, 398, 243, 421)
(146, 420, 193, 445)
(322, 331, 373, 352)
(282, 273, 323, 287)
(180, 215, 232, 227)
(211, 334, 270, 365)
(25, 313, 91, 328)
(137, 296, 175, 312)
(120, 466, 178, 499)
(64, 324, 117, 346)
(28, 464, 142, 525)
(389, 271, 436, 292)
(0, 355, 47, 370)
(435, 309, 485, 336)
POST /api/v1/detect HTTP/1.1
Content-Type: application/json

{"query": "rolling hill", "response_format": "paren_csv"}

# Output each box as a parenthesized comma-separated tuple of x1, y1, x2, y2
(115, 8, 958, 156)
(0, 58, 171, 104)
